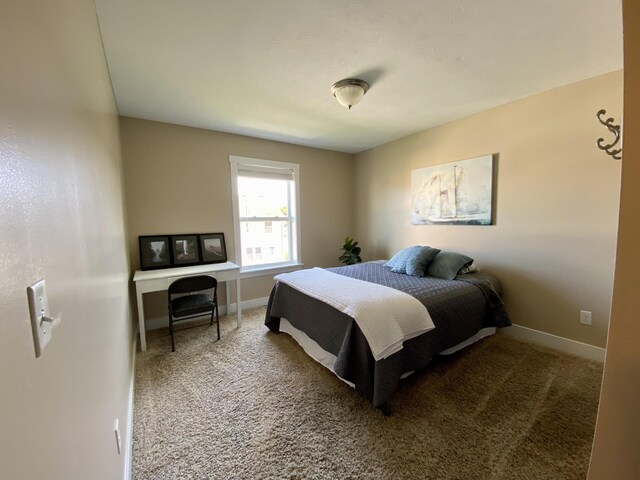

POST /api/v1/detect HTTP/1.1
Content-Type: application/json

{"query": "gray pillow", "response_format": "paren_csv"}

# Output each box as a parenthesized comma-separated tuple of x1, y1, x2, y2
(405, 247, 441, 277)
(426, 251, 474, 280)
(384, 246, 421, 274)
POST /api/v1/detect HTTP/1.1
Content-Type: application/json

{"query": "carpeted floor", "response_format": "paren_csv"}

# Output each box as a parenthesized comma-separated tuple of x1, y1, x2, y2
(133, 307, 603, 480)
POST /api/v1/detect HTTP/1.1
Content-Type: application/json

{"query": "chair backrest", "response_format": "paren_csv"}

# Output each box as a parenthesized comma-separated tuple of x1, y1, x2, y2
(168, 275, 217, 295)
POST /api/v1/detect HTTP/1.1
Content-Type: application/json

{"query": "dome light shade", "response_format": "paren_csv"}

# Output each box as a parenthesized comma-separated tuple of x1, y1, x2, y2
(331, 79, 369, 109)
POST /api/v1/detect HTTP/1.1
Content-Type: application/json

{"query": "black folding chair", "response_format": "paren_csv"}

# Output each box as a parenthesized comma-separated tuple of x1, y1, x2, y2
(167, 275, 219, 352)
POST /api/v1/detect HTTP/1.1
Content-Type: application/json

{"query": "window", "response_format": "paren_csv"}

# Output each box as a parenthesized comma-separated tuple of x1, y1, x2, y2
(230, 156, 301, 273)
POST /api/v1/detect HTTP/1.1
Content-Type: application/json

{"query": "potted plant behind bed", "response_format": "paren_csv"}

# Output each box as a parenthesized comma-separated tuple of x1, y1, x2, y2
(339, 236, 362, 265)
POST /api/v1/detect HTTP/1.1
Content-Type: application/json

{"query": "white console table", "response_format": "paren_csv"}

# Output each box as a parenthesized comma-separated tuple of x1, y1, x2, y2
(133, 262, 241, 352)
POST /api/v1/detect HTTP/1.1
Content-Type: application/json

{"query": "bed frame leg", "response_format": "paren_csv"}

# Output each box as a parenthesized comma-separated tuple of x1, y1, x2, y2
(377, 402, 392, 417)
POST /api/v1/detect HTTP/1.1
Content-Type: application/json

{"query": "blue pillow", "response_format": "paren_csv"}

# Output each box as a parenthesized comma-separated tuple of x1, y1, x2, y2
(384, 246, 421, 274)
(405, 247, 441, 277)
(426, 251, 474, 280)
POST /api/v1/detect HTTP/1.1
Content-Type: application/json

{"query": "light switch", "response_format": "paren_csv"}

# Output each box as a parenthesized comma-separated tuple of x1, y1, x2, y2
(27, 279, 60, 358)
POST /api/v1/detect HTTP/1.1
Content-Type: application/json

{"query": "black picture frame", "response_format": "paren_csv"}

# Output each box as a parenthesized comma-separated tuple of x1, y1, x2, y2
(170, 234, 200, 266)
(139, 235, 172, 270)
(199, 233, 227, 264)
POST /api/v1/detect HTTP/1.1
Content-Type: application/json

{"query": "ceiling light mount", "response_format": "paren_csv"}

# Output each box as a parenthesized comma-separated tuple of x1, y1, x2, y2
(331, 78, 369, 110)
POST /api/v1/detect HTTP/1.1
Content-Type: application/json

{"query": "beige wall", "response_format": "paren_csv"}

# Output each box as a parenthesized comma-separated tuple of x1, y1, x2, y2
(588, 1, 640, 477)
(120, 117, 353, 323)
(0, 1, 133, 480)
(354, 72, 622, 348)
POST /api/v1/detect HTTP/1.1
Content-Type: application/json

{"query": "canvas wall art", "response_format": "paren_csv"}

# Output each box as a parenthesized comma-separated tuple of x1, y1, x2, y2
(411, 154, 494, 225)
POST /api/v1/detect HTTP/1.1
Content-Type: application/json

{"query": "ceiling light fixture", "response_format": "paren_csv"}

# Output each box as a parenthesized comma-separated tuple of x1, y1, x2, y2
(331, 78, 369, 110)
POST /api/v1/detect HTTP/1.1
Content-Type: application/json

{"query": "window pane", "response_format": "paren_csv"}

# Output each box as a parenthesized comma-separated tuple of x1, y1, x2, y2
(240, 220, 289, 266)
(231, 157, 299, 270)
(238, 177, 289, 218)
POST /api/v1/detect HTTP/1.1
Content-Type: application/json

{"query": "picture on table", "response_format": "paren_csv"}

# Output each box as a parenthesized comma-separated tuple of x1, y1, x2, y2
(139, 236, 171, 270)
(139, 232, 228, 270)
(171, 235, 200, 265)
(199, 233, 227, 264)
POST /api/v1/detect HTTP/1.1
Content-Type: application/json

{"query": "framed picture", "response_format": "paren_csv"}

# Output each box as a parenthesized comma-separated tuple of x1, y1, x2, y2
(170, 234, 200, 266)
(199, 233, 227, 264)
(139, 235, 171, 270)
(411, 154, 494, 225)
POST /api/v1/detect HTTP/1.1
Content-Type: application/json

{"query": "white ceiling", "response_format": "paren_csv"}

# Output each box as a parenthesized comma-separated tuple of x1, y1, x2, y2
(95, 0, 623, 154)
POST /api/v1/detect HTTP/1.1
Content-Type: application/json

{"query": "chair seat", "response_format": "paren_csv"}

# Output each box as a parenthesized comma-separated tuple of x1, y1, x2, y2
(171, 294, 215, 317)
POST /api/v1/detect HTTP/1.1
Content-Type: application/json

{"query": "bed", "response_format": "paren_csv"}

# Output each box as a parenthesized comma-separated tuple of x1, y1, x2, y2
(265, 261, 511, 409)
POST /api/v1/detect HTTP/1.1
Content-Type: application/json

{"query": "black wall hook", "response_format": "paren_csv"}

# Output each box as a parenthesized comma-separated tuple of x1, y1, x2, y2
(596, 109, 622, 160)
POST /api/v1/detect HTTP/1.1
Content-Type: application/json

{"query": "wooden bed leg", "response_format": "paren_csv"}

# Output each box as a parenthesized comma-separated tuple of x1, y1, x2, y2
(377, 402, 392, 417)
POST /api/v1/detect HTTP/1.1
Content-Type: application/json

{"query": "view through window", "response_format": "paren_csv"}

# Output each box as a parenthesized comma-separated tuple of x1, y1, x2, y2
(238, 176, 291, 266)
(230, 156, 300, 271)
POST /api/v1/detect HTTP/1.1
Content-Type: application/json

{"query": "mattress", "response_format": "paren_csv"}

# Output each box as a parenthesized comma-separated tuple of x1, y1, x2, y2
(265, 262, 511, 407)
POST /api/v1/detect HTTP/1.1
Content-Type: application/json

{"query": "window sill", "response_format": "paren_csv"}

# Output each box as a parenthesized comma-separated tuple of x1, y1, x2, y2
(240, 263, 304, 279)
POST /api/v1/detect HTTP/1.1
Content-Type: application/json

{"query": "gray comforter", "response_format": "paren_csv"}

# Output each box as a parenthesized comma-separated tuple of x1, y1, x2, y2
(265, 262, 511, 408)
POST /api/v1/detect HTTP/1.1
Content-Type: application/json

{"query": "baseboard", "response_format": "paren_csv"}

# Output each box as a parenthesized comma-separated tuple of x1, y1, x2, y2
(226, 295, 270, 313)
(145, 296, 270, 330)
(502, 324, 606, 362)
(124, 335, 136, 480)
(143, 301, 605, 362)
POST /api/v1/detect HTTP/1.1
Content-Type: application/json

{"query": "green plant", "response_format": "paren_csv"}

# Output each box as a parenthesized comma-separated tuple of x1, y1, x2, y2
(339, 236, 362, 265)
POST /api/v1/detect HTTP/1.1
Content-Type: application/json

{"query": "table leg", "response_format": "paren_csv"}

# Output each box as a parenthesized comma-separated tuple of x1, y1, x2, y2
(136, 288, 147, 352)
(236, 276, 242, 327)
(225, 280, 231, 318)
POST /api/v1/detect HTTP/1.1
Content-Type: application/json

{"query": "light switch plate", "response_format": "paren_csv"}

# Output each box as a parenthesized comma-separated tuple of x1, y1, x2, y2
(27, 279, 52, 358)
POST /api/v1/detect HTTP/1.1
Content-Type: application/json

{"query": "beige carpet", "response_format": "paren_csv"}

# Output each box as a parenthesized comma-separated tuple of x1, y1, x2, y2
(133, 307, 603, 480)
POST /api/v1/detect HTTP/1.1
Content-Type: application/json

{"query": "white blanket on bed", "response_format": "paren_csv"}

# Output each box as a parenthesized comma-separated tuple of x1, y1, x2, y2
(274, 267, 435, 361)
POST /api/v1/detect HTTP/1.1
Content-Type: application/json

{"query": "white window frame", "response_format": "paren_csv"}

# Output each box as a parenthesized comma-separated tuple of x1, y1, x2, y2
(229, 155, 302, 277)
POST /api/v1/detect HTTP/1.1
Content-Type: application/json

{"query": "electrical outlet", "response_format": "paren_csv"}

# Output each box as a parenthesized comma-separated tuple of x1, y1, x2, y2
(114, 418, 121, 455)
(580, 310, 592, 325)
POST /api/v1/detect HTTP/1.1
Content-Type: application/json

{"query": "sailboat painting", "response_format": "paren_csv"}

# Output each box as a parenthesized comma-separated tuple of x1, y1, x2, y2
(411, 154, 493, 225)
